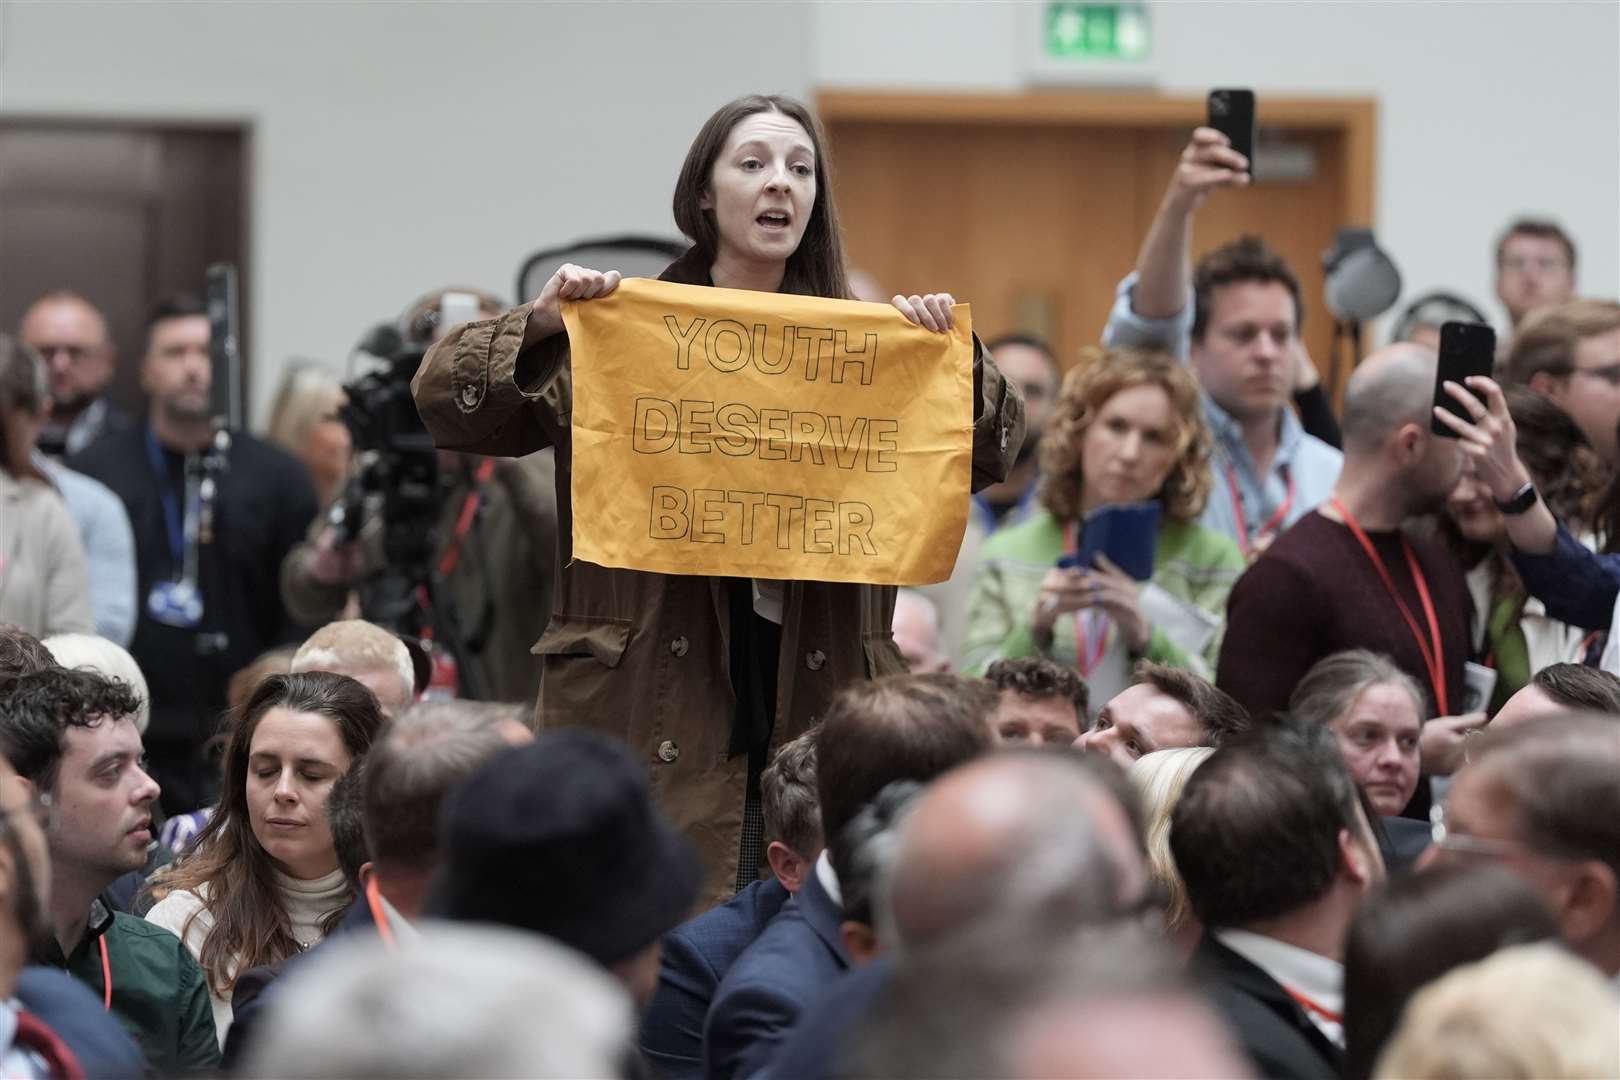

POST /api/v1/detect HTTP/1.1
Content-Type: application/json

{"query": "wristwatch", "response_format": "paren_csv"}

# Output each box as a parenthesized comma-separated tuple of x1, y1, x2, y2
(1494, 481, 1539, 516)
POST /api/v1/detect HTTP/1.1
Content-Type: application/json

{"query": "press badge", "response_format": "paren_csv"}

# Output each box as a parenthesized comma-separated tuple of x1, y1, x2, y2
(147, 579, 203, 628)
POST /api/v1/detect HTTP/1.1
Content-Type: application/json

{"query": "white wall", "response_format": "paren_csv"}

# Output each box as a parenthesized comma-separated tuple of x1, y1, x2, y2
(1, 0, 812, 423)
(3, 1, 1615, 425)
(813, 0, 1620, 341)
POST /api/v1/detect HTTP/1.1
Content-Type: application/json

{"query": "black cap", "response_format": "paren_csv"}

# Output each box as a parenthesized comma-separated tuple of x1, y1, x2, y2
(428, 728, 702, 966)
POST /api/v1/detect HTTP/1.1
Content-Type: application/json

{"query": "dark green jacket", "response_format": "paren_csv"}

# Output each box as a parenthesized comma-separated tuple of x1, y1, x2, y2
(44, 898, 220, 1075)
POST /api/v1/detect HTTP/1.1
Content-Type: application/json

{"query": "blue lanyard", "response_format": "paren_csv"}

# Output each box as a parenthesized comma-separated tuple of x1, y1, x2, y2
(144, 428, 187, 569)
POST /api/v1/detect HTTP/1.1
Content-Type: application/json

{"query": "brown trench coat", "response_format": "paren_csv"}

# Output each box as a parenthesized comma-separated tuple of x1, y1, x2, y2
(411, 258, 1025, 901)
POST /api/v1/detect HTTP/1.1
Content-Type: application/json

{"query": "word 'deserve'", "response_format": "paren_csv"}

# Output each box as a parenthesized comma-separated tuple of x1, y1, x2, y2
(632, 397, 898, 471)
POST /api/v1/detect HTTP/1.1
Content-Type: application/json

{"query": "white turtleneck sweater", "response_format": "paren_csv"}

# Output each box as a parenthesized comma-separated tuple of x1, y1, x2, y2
(145, 866, 350, 1047)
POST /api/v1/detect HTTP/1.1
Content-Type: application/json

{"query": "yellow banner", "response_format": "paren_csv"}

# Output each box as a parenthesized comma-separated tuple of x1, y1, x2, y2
(563, 278, 974, 585)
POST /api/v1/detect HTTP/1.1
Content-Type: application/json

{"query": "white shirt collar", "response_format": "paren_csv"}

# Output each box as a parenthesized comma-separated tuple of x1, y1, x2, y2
(814, 850, 842, 908)
(1216, 928, 1345, 1046)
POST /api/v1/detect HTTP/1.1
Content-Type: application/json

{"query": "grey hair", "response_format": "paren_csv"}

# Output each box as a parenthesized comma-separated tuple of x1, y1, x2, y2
(241, 922, 635, 1079)
(1340, 344, 1437, 454)
(1289, 650, 1427, 731)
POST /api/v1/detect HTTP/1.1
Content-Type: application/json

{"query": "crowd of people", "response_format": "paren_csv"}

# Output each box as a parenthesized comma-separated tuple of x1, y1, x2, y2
(0, 90, 1616, 1078)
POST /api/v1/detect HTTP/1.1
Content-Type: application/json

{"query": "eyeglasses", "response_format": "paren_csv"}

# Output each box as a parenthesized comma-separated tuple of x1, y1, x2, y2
(1428, 801, 1531, 861)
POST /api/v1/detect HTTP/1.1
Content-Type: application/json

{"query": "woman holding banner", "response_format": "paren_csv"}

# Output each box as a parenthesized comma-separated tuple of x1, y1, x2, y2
(962, 347, 1243, 718)
(412, 94, 1025, 901)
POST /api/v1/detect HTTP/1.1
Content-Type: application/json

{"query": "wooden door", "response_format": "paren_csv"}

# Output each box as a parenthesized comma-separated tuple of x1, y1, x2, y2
(820, 93, 1376, 400)
(0, 121, 248, 415)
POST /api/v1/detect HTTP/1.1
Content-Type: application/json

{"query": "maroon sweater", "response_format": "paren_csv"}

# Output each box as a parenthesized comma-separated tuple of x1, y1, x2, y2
(1217, 510, 1473, 721)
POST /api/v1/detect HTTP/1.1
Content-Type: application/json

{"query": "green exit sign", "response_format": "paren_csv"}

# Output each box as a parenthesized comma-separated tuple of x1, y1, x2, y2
(1045, 2, 1151, 61)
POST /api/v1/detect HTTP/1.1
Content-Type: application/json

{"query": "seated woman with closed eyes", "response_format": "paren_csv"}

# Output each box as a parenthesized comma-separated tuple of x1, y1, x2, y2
(145, 672, 384, 1046)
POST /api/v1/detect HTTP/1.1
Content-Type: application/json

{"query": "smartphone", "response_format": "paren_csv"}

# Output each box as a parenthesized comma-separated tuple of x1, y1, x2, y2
(1207, 88, 1256, 176)
(1055, 501, 1161, 581)
(1430, 321, 1497, 437)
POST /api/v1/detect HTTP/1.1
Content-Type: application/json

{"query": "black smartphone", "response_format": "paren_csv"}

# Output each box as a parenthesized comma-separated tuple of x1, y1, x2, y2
(1430, 321, 1497, 437)
(1207, 88, 1256, 175)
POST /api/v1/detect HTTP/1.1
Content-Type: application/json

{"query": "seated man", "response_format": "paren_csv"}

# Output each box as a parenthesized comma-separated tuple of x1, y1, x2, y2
(1492, 663, 1620, 728)
(770, 748, 1153, 1080)
(290, 618, 417, 720)
(985, 656, 1088, 745)
(3, 753, 145, 1079)
(703, 674, 994, 1080)
(1434, 714, 1620, 978)
(641, 729, 822, 1079)
(1074, 661, 1250, 767)
(1171, 723, 1385, 1080)
(0, 668, 218, 1073)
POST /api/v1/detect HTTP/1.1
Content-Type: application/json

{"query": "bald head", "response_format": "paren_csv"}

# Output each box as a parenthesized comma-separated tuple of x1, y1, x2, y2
(891, 589, 947, 673)
(1340, 343, 1437, 454)
(19, 292, 115, 414)
(884, 751, 1145, 950)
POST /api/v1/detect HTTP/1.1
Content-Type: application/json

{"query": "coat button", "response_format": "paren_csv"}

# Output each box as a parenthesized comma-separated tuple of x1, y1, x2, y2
(805, 649, 827, 671)
(669, 636, 689, 657)
(461, 384, 481, 407)
(657, 740, 679, 763)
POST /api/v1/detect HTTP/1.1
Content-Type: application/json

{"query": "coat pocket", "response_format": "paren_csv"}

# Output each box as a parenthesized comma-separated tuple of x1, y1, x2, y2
(530, 614, 632, 667)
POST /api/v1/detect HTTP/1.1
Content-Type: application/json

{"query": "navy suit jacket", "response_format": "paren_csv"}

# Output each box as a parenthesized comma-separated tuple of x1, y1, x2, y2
(1193, 935, 1344, 1080)
(761, 956, 892, 1080)
(639, 878, 790, 1080)
(704, 870, 849, 1080)
(15, 965, 147, 1079)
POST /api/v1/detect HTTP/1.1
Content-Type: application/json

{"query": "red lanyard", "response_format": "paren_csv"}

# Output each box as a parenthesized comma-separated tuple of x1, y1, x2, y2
(1064, 522, 1110, 675)
(365, 876, 397, 951)
(1228, 465, 1294, 558)
(1285, 985, 1343, 1025)
(1331, 499, 1449, 715)
(436, 458, 497, 577)
(98, 937, 112, 1010)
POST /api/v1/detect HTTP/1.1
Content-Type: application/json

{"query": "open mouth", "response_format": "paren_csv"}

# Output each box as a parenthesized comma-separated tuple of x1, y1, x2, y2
(756, 210, 791, 230)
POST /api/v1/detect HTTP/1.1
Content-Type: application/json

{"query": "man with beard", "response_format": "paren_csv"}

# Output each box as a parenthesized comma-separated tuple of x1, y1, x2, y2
(69, 296, 316, 814)
(18, 292, 135, 459)
(1218, 345, 1478, 762)
(920, 335, 1061, 661)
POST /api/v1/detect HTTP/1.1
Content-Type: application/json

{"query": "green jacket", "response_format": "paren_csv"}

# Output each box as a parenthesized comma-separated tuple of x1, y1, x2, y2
(44, 898, 220, 1075)
(964, 510, 1243, 697)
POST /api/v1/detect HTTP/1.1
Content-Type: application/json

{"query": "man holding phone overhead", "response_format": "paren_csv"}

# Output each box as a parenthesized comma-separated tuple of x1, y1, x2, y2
(1102, 90, 1343, 560)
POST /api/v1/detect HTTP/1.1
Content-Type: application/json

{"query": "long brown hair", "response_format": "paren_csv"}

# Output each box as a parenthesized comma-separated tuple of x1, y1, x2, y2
(149, 672, 384, 996)
(671, 94, 850, 300)
(1037, 347, 1213, 524)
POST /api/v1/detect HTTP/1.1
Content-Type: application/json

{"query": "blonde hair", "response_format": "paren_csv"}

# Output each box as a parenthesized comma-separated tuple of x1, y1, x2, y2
(1374, 943, 1620, 1080)
(41, 633, 150, 735)
(1037, 347, 1213, 524)
(267, 361, 344, 454)
(1128, 746, 1214, 933)
(292, 620, 414, 712)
